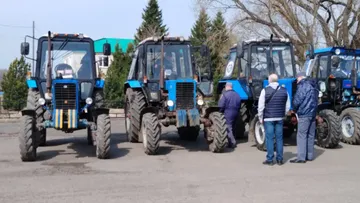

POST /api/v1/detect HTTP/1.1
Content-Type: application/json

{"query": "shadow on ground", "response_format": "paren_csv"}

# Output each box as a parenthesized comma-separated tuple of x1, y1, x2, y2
(38, 132, 130, 160)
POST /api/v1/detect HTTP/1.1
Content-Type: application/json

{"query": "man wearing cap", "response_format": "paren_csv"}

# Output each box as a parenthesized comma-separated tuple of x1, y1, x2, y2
(290, 72, 318, 163)
(258, 73, 290, 166)
(218, 82, 241, 148)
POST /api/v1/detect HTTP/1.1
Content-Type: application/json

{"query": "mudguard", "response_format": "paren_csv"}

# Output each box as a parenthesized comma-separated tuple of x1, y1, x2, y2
(21, 109, 36, 117)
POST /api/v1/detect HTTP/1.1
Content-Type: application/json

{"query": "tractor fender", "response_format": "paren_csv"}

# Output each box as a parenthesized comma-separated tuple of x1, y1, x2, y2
(203, 107, 221, 118)
(21, 109, 36, 117)
(95, 108, 110, 115)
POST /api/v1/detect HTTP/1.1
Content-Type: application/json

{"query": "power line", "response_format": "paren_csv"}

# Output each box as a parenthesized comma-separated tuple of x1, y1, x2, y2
(0, 23, 32, 28)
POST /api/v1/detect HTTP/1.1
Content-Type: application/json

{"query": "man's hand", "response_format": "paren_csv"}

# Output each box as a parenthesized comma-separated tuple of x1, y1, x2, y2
(287, 110, 294, 116)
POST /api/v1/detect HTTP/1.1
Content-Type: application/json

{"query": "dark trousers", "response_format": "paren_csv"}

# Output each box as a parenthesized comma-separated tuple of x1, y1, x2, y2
(297, 117, 316, 161)
(226, 123, 236, 146)
(264, 120, 284, 161)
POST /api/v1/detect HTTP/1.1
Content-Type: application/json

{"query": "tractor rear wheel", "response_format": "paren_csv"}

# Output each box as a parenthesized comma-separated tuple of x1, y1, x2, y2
(141, 112, 161, 155)
(19, 115, 37, 162)
(316, 109, 340, 148)
(96, 114, 111, 159)
(339, 108, 360, 145)
(207, 112, 228, 153)
(26, 89, 46, 146)
(178, 126, 200, 141)
(234, 103, 247, 139)
(125, 89, 146, 143)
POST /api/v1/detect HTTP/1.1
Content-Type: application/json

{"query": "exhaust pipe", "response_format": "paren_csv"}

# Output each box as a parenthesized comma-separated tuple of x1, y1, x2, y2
(45, 31, 52, 100)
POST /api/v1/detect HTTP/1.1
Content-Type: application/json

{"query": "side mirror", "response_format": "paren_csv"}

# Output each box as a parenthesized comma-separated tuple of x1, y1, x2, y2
(305, 59, 316, 77)
(307, 43, 315, 59)
(200, 45, 209, 57)
(103, 43, 111, 56)
(236, 43, 243, 58)
(21, 42, 30, 56)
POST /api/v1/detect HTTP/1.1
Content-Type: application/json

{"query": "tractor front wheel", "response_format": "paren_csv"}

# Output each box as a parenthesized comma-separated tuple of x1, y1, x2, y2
(141, 112, 161, 155)
(249, 115, 267, 151)
(339, 108, 360, 145)
(125, 89, 146, 143)
(316, 109, 340, 148)
(95, 114, 111, 159)
(206, 112, 228, 153)
(19, 115, 37, 162)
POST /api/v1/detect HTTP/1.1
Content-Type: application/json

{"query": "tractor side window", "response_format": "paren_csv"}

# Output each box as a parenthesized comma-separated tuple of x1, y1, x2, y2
(240, 50, 248, 78)
(250, 47, 268, 80)
(128, 49, 138, 80)
(318, 55, 328, 78)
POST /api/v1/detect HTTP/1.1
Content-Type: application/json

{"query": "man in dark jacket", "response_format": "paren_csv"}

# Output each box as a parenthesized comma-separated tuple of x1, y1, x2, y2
(290, 72, 319, 163)
(218, 82, 241, 148)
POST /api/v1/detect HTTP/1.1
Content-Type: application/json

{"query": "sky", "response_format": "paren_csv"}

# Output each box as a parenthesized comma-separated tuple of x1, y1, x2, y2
(0, 0, 200, 69)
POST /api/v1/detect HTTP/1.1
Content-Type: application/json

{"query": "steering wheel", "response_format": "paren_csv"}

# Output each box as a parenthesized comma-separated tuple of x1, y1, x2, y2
(54, 63, 74, 78)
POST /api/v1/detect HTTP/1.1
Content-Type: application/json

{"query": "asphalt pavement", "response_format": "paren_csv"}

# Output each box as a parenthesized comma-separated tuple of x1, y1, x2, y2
(0, 118, 359, 203)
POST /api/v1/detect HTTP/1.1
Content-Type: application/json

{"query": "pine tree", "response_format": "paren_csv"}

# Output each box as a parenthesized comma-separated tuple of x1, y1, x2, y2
(1, 56, 30, 110)
(209, 11, 230, 100)
(189, 8, 212, 47)
(104, 43, 135, 108)
(134, 0, 168, 45)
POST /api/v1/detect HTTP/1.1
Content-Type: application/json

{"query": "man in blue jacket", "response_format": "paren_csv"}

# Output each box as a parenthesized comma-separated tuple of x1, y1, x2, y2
(290, 72, 319, 163)
(218, 82, 241, 148)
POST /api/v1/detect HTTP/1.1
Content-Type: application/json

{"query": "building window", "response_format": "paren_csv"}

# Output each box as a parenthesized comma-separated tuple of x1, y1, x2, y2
(98, 56, 109, 67)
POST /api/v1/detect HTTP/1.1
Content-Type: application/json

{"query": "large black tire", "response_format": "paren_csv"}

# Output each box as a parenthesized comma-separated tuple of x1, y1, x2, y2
(339, 108, 360, 145)
(26, 89, 46, 146)
(178, 126, 200, 141)
(125, 89, 146, 143)
(141, 112, 161, 155)
(19, 115, 37, 161)
(96, 114, 111, 159)
(93, 89, 105, 108)
(249, 115, 267, 151)
(316, 109, 341, 148)
(207, 112, 228, 153)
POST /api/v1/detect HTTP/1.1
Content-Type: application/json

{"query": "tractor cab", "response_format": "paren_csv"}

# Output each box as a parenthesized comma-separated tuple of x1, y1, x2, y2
(305, 47, 360, 108)
(219, 37, 297, 103)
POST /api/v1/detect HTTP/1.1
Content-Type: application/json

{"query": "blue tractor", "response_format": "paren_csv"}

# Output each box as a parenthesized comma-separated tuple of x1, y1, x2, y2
(124, 36, 228, 155)
(305, 46, 360, 145)
(19, 31, 112, 161)
(218, 36, 340, 151)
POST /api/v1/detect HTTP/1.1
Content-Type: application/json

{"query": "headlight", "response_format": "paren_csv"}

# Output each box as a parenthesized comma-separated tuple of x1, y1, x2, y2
(38, 98, 45, 105)
(335, 48, 341, 55)
(150, 92, 159, 100)
(319, 82, 326, 92)
(167, 100, 174, 107)
(86, 97, 93, 105)
(197, 99, 204, 106)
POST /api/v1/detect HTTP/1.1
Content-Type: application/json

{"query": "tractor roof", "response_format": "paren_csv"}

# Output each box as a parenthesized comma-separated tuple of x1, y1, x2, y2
(137, 36, 189, 46)
(41, 32, 90, 39)
(306, 47, 360, 56)
(231, 37, 291, 49)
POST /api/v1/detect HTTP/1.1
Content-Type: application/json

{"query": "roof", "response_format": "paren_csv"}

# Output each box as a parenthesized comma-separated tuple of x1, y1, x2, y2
(137, 36, 188, 47)
(94, 38, 134, 53)
(230, 38, 291, 49)
(306, 47, 360, 56)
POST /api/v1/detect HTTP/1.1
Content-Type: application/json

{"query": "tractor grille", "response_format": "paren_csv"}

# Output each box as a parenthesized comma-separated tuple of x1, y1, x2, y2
(176, 82, 195, 109)
(54, 83, 77, 110)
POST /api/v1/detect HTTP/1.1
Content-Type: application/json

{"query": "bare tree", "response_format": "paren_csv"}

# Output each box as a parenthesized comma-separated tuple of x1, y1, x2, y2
(196, 0, 360, 64)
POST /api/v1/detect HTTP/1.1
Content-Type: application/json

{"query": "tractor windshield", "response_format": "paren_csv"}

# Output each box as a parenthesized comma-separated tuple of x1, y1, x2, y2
(146, 44, 193, 80)
(40, 40, 93, 80)
(250, 44, 294, 80)
(224, 50, 237, 78)
(330, 55, 360, 78)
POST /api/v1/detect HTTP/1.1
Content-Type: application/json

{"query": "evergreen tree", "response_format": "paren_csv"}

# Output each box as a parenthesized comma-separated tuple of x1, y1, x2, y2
(189, 8, 212, 47)
(189, 8, 212, 80)
(1, 56, 30, 110)
(104, 43, 135, 108)
(134, 0, 168, 45)
(209, 11, 230, 100)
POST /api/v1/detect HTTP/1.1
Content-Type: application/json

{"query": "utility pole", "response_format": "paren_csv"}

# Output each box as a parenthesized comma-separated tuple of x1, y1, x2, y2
(32, 21, 35, 74)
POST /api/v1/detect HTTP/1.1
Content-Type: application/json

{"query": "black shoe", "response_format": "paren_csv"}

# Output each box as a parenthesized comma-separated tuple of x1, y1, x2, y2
(306, 158, 313, 161)
(228, 143, 237, 148)
(276, 160, 283, 165)
(262, 160, 274, 166)
(290, 159, 306, 163)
